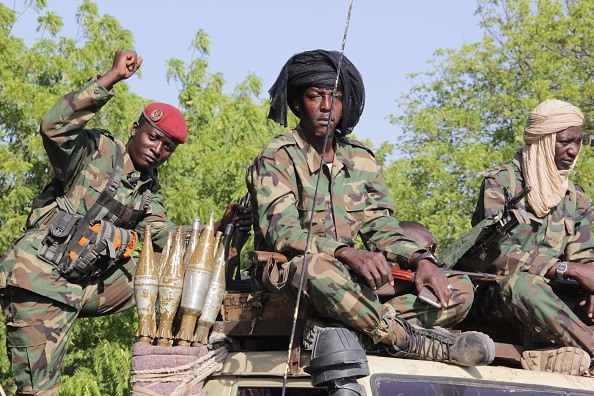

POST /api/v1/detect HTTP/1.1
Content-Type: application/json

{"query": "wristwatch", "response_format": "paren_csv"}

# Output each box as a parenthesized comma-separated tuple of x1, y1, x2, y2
(556, 262, 568, 280)
(410, 250, 439, 270)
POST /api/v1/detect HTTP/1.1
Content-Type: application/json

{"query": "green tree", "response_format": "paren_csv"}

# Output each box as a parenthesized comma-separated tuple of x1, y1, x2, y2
(159, 29, 281, 226)
(1, 2, 140, 393)
(0, 1, 278, 395)
(388, 0, 594, 247)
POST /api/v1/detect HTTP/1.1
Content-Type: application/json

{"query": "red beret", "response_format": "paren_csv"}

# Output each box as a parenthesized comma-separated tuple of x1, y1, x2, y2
(142, 102, 188, 144)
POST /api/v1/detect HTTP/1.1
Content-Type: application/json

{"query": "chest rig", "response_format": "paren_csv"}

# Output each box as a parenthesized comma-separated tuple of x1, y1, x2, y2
(39, 143, 154, 283)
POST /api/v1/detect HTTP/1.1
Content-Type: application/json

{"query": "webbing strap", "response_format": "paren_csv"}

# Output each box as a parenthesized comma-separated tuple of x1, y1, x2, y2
(66, 144, 124, 258)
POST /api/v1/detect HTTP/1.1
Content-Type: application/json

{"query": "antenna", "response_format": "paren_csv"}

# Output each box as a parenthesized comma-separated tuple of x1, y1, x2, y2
(281, 1, 356, 394)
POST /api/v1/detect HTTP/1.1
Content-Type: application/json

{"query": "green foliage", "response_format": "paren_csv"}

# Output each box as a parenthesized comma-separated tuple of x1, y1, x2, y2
(388, 0, 594, 248)
(0, 0, 139, 251)
(0, 1, 280, 394)
(5, 0, 594, 393)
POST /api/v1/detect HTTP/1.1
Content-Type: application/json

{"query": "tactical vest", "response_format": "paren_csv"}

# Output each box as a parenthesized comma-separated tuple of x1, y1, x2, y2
(38, 142, 154, 283)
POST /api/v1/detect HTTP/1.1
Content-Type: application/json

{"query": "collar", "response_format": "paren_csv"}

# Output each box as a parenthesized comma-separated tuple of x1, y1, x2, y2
(290, 127, 352, 175)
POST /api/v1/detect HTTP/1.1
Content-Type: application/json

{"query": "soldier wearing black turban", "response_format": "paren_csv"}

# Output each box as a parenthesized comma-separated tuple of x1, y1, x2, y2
(247, 50, 496, 370)
(268, 49, 365, 136)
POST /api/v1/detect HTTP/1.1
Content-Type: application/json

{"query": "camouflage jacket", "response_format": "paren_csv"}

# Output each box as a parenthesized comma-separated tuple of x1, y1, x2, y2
(471, 150, 594, 277)
(0, 77, 175, 307)
(246, 127, 424, 267)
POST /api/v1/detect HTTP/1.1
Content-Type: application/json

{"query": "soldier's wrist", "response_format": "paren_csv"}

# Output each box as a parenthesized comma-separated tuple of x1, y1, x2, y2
(409, 250, 438, 271)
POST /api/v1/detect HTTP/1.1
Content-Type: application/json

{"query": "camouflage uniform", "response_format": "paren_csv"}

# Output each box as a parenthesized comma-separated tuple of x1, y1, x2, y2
(0, 77, 175, 394)
(247, 127, 474, 344)
(471, 150, 594, 357)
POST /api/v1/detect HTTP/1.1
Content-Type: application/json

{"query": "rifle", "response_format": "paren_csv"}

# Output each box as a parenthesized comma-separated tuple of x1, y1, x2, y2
(388, 266, 503, 308)
(439, 185, 532, 272)
(225, 192, 251, 282)
(390, 267, 499, 283)
(467, 185, 532, 259)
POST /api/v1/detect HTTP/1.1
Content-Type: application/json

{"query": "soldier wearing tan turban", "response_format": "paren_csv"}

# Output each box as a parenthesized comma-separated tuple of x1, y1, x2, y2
(471, 99, 594, 376)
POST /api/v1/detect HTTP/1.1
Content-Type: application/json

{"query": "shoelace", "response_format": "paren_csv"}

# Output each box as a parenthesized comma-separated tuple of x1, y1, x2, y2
(406, 326, 453, 363)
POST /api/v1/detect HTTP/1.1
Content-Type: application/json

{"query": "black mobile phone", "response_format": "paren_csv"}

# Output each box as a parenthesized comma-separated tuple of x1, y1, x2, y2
(418, 286, 441, 308)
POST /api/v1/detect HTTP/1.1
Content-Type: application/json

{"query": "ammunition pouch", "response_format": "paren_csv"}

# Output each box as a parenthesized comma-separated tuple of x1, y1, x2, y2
(39, 210, 137, 283)
(37, 143, 140, 284)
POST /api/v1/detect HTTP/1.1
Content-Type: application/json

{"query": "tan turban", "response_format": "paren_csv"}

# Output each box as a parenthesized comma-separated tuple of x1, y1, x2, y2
(522, 99, 584, 217)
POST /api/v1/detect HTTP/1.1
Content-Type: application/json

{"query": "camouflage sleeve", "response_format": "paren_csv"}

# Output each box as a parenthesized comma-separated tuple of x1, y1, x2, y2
(479, 172, 559, 276)
(40, 76, 114, 185)
(564, 187, 594, 264)
(250, 150, 347, 257)
(136, 189, 176, 253)
(357, 165, 425, 267)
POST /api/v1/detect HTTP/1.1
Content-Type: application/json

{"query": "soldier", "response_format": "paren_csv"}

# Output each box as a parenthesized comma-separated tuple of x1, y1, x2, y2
(471, 99, 594, 375)
(0, 50, 250, 395)
(247, 49, 494, 367)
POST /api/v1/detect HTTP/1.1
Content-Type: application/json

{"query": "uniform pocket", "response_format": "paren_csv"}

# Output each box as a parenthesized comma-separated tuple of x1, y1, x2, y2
(345, 198, 366, 222)
(6, 324, 47, 393)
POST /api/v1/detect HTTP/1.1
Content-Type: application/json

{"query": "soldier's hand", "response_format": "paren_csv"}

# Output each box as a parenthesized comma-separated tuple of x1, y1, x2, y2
(414, 260, 451, 309)
(565, 262, 594, 296)
(579, 292, 594, 322)
(335, 247, 393, 291)
(99, 50, 143, 90)
(233, 204, 253, 233)
(216, 203, 252, 233)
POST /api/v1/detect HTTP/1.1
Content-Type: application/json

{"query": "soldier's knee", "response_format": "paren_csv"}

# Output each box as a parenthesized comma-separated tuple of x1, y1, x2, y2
(299, 253, 348, 279)
(500, 272, 548, 300)
(450, 274, 475, 307)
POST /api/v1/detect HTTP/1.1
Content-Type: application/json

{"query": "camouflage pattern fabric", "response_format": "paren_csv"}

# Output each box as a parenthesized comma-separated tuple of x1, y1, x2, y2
(1, 258, 134, 395)
(0, 77, 176, 394)
(247, 127, 474, 343)
(281, 253, 473, 343)
(471, 150, 594, 276)
(471, 272, 594, 356)
(470, 150, 594, 358)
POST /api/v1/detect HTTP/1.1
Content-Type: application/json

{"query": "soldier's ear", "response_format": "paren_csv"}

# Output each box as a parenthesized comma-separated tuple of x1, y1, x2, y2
(130, 122, 139, 138)
(293, 98, 301, 115)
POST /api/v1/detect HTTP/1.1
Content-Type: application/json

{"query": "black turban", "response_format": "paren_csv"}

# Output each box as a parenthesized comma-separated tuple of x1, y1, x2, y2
(268, 49, 365, 136)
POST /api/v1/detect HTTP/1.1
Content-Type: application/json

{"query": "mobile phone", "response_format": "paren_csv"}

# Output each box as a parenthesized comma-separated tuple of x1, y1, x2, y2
(418, 286, 441, 308)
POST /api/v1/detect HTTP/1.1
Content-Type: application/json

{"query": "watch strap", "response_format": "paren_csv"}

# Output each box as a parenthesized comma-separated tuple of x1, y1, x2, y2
(410, 250, 438, 270)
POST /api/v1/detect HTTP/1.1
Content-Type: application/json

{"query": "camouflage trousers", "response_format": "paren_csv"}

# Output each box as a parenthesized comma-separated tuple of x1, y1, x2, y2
(470, 272, 594, 359)
(279, 253, 474, 344)
(1, 263, 135, 395)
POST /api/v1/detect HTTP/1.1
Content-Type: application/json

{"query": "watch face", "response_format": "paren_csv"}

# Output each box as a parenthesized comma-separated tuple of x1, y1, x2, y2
(557, 262, 568, 279)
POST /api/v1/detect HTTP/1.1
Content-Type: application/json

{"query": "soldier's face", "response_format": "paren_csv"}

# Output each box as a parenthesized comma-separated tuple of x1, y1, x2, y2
(296, 87, 343, 138)
(554, 126, 582, 171)
(127, 120, 178, 171)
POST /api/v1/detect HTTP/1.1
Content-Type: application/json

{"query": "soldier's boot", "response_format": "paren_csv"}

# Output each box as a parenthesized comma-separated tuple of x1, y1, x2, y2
(303, 317, 380, 353)
(383, 316, 495, 367)
(520, 347, 590, 376)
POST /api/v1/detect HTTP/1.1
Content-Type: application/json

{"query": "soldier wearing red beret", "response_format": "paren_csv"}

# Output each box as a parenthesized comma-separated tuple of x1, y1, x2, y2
(0, 50, 251, 395)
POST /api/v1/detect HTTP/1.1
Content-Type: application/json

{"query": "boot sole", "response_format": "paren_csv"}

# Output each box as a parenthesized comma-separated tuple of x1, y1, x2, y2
(521, 347, 590, 376)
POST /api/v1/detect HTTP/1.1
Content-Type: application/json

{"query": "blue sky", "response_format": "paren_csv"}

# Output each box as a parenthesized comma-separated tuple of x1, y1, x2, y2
(7, 0, 484, 149)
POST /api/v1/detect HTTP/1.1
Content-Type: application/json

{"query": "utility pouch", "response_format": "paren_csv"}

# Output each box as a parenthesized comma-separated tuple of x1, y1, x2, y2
(56, 220, 137, 283)
(38, 210, 82, 265)
(37, 142, 134, 283)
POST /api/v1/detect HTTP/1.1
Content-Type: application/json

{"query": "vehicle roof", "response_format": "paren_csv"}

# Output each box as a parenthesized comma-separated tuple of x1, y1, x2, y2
(214, 350, 594, 392)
